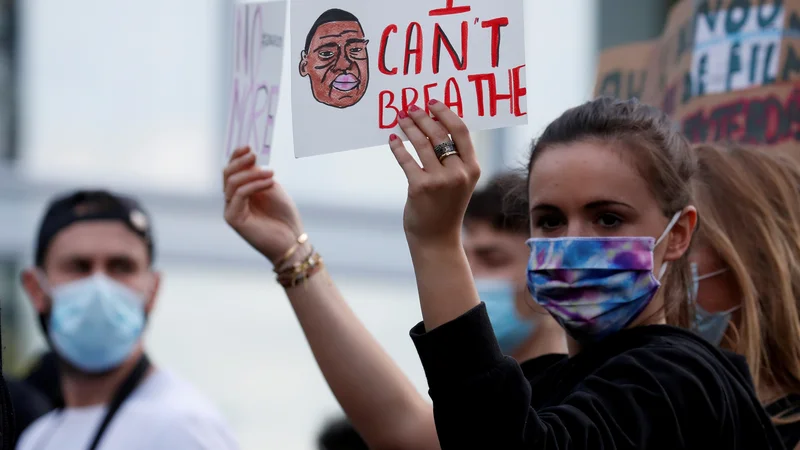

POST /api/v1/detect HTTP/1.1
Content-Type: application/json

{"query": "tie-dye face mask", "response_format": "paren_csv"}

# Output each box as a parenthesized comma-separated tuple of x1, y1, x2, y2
(526, 212, 682, 344)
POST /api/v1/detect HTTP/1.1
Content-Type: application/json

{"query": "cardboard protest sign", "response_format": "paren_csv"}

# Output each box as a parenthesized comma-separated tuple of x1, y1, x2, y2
(224, 1, 287, 165)
(593, 41, 656, 100)
(593, 0, 800, 154)
(290, 0, 528, 158)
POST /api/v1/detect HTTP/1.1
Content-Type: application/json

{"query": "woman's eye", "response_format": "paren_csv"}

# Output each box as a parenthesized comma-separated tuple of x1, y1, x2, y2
(536, 216, 563, 230)
(597, 214, 622, 228)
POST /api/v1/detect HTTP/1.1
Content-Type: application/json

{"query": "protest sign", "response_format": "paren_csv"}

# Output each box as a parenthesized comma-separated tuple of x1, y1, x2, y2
(593, 0, 800, 154)
(224, 1, 287, 166)
(290, 0, 528, 157)
(593, 41, 656, 100)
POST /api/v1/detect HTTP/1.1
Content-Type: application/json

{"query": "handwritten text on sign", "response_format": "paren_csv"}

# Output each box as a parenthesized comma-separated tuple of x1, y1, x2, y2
(225, 1, 286, 165)
(290, 0, 528, 158)
(690, 2, 785, 97)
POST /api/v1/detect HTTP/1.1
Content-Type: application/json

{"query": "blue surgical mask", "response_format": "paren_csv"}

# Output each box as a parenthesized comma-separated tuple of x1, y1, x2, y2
(477, 278, 534, 354)
(689, 262, 737, 346)
(46, 273, 147, 373)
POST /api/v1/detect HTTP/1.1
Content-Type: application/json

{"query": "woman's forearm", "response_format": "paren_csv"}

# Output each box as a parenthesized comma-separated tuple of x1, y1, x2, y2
(407, 239, 482, 331)
(283, 265, 440, 450)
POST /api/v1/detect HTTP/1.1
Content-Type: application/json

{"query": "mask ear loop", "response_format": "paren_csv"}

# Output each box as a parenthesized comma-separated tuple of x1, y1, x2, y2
(655, 211, 683, 280)
(696, 268, 728, 282)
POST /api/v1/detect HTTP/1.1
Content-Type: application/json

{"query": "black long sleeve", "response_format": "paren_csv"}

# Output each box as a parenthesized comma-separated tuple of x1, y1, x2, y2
(410, 303, 783, 450)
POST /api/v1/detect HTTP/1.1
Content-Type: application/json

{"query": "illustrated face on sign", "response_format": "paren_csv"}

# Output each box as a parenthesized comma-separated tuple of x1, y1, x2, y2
(299, 9, 369, 109)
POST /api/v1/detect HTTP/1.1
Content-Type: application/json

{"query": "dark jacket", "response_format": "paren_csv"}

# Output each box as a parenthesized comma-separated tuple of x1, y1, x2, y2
(410, 303, 785, 449)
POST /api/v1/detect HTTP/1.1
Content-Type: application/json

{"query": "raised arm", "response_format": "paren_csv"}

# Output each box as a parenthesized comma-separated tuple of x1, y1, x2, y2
(222, 148, 439, 450)
(387, 101, 484, 331)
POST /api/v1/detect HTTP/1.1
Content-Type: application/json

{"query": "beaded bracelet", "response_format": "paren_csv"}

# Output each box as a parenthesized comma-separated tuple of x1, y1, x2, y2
(276, 250, 324, 288)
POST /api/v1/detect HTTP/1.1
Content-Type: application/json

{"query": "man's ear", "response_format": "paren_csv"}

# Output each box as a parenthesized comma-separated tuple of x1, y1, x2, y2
(20, 268, 51, 314)
(143, 271, 161, 315)
(299, 50, 309, 77)
(663, 206, 698, 262)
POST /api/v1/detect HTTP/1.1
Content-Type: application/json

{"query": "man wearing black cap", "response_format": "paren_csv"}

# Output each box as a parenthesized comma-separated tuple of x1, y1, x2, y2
(15, 190, 239, 450)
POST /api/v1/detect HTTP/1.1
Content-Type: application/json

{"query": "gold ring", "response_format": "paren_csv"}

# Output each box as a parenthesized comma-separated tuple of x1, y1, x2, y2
(438, 150, 459, 162)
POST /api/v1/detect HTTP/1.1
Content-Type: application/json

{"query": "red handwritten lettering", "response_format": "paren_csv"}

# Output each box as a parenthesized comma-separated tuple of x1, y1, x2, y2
(429, 0, 471, 16)
(404, 23, 424, 75)
(379, 25, 398, 75)
(380, 90, 401, 129)
(444, 78, 464, 117)
(423, 82, 439, 114)
(482, 17, 509, 68)
(682, 88, 800, 145)
(432, 22, 468, 74)
(402, 87, 420, 111)
(468, 65, 527, 117)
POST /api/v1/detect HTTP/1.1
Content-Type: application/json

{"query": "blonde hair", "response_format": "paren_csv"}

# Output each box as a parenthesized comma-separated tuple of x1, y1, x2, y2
(692, 144, 800, 423)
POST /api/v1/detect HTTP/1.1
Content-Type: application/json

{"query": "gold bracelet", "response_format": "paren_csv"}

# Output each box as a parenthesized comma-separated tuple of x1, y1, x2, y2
(273, 233, 309, 272)
(277, 251, 323, 288)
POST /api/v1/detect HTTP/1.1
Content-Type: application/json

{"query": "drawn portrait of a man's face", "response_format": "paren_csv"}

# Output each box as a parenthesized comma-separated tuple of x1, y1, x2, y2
(299, 9, 369, 109)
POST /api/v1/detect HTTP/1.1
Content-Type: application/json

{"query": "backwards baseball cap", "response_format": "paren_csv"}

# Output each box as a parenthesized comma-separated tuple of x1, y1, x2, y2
(35, 190, 155, 267)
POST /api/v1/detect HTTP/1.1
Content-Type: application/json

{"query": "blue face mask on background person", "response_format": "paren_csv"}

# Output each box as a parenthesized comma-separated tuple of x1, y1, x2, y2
(45, 273, 147, 373)
(689, 262, 736, 347)
(476, 278, 535, 355)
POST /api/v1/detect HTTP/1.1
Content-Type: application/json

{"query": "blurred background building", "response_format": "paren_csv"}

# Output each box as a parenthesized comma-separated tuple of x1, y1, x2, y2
(0, 0, 678, 448)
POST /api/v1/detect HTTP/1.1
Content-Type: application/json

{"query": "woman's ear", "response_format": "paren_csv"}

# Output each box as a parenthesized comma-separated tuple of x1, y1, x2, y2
(20, 268, 51, 314)
(664, 206, 698, 262)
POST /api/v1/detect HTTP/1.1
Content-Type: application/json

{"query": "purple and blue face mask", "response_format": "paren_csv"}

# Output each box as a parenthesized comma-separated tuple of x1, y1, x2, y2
(526, 212, 681, 344)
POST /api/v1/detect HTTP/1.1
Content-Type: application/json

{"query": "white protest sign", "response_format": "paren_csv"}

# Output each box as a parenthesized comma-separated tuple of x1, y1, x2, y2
(290, 0, 528, 157)
(224, 1, 287, 165)
(690, 2, 785, 97)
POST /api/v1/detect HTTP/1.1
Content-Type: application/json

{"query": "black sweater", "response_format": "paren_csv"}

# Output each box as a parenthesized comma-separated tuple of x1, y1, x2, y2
(410, 303, 785, 449)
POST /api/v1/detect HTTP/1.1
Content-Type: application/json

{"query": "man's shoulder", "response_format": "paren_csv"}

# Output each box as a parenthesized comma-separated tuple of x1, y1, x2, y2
(130, 369, 230, 424)
(16, 411, 59, 450)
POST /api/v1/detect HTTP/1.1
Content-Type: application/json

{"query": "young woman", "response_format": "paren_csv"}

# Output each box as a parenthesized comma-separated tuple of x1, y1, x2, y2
(690, 144, 800, 449)
(380, 98, 783, 448)
(222, 156, 563, 449)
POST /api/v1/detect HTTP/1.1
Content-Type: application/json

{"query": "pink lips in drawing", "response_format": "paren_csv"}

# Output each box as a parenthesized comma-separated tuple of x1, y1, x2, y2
(332, 73, 360, 92)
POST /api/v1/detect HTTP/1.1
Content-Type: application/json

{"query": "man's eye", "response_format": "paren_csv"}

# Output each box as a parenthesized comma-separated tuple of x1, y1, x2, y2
(349, 47, 363, 53)
(318, 51, 335, 58)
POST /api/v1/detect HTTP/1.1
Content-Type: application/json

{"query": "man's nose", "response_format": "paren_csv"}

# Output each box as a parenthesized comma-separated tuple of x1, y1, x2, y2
(334, 53, 353, 71)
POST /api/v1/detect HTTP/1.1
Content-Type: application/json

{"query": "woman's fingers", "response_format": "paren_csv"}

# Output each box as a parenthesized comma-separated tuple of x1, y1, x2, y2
(428, 100, 477, 167)
(225, 178, 275, 223)
(398, 108, 440, 170)
(228, 146, 250, 163)
(224, 168, 274, 201)
(223, 150, 257, 185)
(407, 103, 463, 169)
(388, 133, 422, 182)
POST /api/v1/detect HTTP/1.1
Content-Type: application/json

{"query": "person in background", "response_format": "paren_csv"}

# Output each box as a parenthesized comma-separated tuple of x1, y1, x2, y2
(316, 417, 368, 450)
(23, 351, 63, 409)
(222, 149, 566, 449)
(6, 377, 51, 443)
(16, 190, 239, 450)
(385, 97, 783, 448)
(690, 144, 800, 449)
(464, 174, 567, 361)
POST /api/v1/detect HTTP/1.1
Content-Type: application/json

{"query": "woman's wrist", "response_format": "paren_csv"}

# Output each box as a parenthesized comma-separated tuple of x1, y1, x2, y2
(406, 232, 463, 256)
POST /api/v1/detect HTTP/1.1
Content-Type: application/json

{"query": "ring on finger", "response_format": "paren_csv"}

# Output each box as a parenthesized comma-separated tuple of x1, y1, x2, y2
(433, 140, 459, 162)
